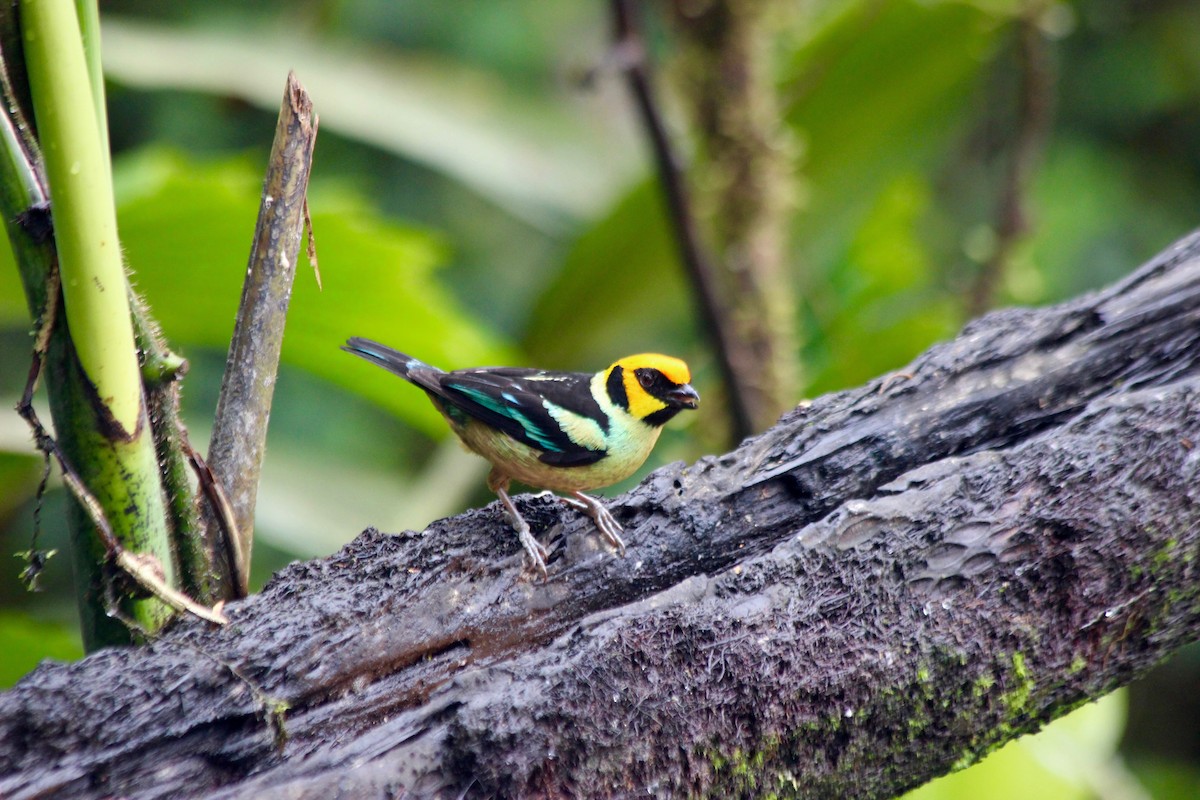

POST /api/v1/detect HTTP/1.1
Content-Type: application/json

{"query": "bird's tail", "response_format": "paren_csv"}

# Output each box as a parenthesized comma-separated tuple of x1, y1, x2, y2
(341, 337, 441, 381)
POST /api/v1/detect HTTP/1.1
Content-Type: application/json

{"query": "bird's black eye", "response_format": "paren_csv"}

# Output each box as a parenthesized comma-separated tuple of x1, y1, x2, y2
(636, 368, 658, 390)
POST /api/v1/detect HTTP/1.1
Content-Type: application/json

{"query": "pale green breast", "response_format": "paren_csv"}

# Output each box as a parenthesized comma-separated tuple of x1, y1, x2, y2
(544, 403, 607, 451)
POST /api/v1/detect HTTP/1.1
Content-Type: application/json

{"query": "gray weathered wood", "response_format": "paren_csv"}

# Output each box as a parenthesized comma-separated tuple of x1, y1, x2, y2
(2, 232, 1199, 799)
(203, 71, 317, 598)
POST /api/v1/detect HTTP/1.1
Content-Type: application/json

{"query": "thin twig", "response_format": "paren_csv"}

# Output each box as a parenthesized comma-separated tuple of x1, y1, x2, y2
(608, 0, 754, 441)
(17, 455, 55, 590)
(20, 400, 227, 625)
(204, 72, 318, 598)
(113, 551, 229, 626)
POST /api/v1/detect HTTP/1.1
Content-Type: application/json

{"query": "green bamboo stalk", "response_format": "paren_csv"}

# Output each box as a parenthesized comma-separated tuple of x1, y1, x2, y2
(19, 0, 178, 646)
(23, 0, 139, 432)
(73, 0, 108, 169)
(83, 0, 212, 601)
(0, 3, 47, 314)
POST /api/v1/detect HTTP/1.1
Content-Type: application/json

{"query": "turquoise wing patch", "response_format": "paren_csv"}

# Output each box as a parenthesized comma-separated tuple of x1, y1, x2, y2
(452, 385, 565, 453)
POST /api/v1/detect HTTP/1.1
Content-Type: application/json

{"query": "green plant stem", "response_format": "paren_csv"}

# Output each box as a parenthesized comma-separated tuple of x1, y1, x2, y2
(129, 289, 215, 603)
(73, 0, 108, 169)
(23, 0, 139, 431)
(19, 0, 178, 646)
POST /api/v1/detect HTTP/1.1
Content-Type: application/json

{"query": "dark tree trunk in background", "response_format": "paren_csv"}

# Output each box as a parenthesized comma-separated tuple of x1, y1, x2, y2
(672, 0, 800, 433)
(2, 232, 1199, 799)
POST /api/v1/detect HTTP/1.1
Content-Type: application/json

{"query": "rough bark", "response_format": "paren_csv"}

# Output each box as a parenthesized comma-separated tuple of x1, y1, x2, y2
(2, 232, 1200, 799)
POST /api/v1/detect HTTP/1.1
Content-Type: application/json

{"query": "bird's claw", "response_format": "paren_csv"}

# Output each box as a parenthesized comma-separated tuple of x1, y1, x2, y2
(512, 515, 549, 579)
(497, 487, 548, 578)
(497, 488, 626, 578)
(563, 493, 626, 555)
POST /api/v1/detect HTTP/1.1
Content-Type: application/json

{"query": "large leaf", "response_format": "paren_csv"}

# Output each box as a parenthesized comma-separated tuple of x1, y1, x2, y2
(108, 147, 513, 437)
(99, 17, 639, 225)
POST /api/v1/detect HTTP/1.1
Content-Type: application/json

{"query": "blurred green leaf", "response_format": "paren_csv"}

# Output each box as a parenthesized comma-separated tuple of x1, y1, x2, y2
(107, 147, 513, 437)
(0, 612, 82, 688)
(255, 438, 487, 559)
(0, 452, 40, 520)
(787, 0, 1001, 274)
(99, 17, 639, 225)
(807, 173, 960, 394)
(1063, 3, 1200, 130)
(522, 179, 694, 369)
(1024, 137, 1200, 303)
(0, 267, 26, 325)
(1132, 758, 1200, 800)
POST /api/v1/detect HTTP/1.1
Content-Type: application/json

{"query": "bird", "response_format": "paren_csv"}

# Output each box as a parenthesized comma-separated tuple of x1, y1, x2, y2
(341, 337, 700, 576)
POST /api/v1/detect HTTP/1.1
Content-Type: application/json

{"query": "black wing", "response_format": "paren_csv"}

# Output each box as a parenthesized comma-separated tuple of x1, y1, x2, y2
(436, 368, 609, 467)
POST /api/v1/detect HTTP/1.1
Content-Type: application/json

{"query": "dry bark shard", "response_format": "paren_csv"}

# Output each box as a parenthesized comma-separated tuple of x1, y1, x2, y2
(203, 71, 318, 599)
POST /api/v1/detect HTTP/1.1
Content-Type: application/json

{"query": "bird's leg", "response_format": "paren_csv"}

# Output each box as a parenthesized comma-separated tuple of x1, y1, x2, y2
(489, 469, 548, 578)
(561, 491, 626, 555)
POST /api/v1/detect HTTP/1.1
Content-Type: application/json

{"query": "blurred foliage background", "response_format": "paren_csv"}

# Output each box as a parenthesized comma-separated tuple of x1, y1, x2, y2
(0, 0, 1197, 796)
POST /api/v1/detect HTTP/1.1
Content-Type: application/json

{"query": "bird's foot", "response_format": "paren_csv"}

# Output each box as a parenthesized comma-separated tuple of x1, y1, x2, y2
(513, 516, 549, 579)
(497, 487, 548, 578)
(562, 492, 626, 555)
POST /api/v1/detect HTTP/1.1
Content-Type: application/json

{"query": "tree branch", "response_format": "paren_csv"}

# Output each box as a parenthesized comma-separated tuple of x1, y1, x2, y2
(2, 232, 1199, 798)
(203, 71, 318, 599)
(608, 0, 757, 441)
(670, 0, 800, 432)
(968, 9, 1055, 316)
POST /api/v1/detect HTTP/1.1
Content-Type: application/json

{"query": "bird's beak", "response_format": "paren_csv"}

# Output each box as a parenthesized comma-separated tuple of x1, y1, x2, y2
(665, 383, 700, 409)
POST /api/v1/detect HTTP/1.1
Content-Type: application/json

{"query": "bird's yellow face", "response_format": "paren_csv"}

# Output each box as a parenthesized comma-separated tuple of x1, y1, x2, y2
(609, 353, 699, 424)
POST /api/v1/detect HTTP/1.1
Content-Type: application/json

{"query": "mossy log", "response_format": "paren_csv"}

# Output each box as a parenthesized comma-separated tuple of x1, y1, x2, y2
(2, 232, 1200, 798)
